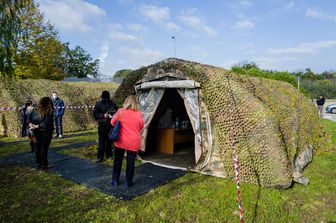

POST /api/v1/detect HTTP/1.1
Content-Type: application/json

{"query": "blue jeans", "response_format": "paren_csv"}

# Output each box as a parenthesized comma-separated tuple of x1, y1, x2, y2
(54, 115, 63, 136)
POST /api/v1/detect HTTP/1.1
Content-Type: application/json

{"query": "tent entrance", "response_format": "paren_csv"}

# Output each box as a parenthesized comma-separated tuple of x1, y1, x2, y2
(141, 89, 195, 168)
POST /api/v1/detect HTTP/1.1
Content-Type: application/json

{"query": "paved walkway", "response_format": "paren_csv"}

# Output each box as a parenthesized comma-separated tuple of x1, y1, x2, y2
(0, 142, 185, 200)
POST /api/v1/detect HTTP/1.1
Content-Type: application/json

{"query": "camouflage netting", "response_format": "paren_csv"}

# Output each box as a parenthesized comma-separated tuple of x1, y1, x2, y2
(0, 78, 118, 137)
(114, 58, 332, 188)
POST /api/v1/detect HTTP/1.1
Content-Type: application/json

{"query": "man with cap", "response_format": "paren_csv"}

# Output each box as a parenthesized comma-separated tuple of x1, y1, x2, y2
(93, 91, 118, 162)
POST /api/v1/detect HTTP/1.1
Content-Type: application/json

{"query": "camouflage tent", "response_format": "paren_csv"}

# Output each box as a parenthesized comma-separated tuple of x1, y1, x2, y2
(114, 58, 330, 188)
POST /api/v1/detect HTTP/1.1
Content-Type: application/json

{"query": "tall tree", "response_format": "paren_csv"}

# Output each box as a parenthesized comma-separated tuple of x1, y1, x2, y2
(0, 0, 30, 77)
(16, 1, 65, 79)
(0, 0, 65, 79)
(62, 43, 100, 78)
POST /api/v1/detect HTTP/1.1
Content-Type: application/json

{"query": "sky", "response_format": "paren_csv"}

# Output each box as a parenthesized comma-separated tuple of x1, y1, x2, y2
(36, 0, 336, 77)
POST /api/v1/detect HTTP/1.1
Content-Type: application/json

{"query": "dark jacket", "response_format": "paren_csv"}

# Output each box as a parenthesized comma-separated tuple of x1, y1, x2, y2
(20, 105, 35, 137)
(316, 97, 325, 106)
(31, 111, 54, 132)
(53, 97, 65, 117)
(93, 99, 118, 127)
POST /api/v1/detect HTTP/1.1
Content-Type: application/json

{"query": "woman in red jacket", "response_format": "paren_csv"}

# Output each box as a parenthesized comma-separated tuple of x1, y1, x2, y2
(110, 95, 144, 188)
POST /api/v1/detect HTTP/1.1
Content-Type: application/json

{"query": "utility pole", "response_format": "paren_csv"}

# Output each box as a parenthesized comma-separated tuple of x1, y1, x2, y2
(297, 76, 300, 91)
(171, 36, 176, 58)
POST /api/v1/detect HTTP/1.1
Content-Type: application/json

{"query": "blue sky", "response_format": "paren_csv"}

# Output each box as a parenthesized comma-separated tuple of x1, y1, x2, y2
(37, 0, 336, 76)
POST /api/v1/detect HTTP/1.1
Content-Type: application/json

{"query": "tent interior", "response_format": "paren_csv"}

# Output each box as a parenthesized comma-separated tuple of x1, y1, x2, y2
(141, 88, 195, 168)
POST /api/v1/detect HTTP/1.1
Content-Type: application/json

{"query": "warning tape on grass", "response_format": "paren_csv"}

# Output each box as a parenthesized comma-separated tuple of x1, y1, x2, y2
(0, 106, 95, 111)
(233, 152, 244, 223)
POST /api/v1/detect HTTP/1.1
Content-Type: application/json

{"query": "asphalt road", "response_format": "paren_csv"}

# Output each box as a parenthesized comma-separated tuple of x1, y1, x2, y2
(321, 99, 336, 122)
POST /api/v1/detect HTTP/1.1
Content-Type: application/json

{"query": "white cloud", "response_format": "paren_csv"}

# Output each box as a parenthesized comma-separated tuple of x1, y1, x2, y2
(108, 23, 139, 41)
(233, 19, 255, 30)
(139, 5, 170, 23)
(266, 40, 336, 56)
(99, 44, 109, 65)
(190, 46, 208, 57)
(119, 47, 163, 67)
(139, 5, 180, 32)
(306, 7, 336, 22)
(178, 9, 217, 37)
(38, 0, 106, 32)
(109, 31, 138, 41)
(116, 60, 125, 65)
(118, 0, 133, 6)
(239, 0, 253, 7)
(126, 23, 147, 32)
(284, 1, 296, 12)
(165, 22, 181, 32)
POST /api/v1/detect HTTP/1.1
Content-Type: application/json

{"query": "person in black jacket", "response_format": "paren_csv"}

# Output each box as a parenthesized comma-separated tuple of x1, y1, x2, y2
(93, 91, 118, 163)
(29, 97, 54, 169)
(316, 95, 325, 117)
(20, 97, 37, 153)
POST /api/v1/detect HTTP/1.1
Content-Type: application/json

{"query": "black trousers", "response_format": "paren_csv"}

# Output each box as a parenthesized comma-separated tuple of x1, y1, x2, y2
(112, 147, 137, 185)
(35, 131, 52, 166)
(98, 125, 112, 160)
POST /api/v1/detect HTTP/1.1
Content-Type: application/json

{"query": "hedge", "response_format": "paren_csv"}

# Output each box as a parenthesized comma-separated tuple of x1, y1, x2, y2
(0, 78, 119, 137)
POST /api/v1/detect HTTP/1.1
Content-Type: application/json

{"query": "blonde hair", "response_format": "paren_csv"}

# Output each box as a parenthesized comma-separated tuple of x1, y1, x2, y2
(123, 95, 139, 110)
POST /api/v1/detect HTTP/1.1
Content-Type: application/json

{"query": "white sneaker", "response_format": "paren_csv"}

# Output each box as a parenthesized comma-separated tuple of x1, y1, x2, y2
(58, 135, 63, 139)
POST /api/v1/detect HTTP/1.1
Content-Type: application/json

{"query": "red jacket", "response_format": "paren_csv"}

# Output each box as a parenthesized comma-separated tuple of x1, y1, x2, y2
(111, 108, 144, 152)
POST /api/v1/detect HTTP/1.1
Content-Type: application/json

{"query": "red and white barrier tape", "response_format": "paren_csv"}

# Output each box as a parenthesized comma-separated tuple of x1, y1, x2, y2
(0, 106, 95, 111)
(233, 153, 244, 223)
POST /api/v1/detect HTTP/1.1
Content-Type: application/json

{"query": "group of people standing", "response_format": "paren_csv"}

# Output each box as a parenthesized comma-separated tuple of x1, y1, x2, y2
(21, 90, 144, 188)
(93, 91, 144, 188)
(21, 92, 64, 169)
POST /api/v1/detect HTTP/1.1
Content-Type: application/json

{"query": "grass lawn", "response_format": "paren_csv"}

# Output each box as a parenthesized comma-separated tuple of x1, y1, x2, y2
(0, 121, 335, 223)
(0, 129, 97, 160)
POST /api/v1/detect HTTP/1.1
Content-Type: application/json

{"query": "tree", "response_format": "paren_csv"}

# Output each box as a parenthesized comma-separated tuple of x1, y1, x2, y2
(114, 69, 132, 78)
(62, 43, 99, 78)
(0, 0, 31, 77)
(15, 22, 65, 79)
(1, 0, 65, 79)
(231, 62, 297, 87)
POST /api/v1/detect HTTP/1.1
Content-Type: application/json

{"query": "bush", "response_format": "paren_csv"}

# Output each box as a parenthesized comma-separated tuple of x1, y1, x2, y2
(231, 66, 297, 87)
(301, 79, 336, 98)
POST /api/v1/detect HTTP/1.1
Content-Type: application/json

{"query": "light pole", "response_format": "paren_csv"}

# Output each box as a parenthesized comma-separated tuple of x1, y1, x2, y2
(171, 36, 176, 58)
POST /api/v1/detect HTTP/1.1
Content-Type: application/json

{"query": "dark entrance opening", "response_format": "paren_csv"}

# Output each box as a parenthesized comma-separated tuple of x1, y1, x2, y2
(142, 88, 195, 168)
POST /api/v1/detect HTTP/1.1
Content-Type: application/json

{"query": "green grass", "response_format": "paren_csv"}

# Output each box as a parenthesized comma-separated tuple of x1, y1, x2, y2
(0, 121, 335, 222)
(0, 129, 97, 160)
(321, 119, 336, 145)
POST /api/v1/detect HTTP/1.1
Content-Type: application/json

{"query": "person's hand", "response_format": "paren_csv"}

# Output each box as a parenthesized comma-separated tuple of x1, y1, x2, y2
(29, 123, 39, 129)
(104, 113, 108, 118)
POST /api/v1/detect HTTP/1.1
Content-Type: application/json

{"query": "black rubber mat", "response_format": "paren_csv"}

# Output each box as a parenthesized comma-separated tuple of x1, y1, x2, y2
(0, 143, 186, 200)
